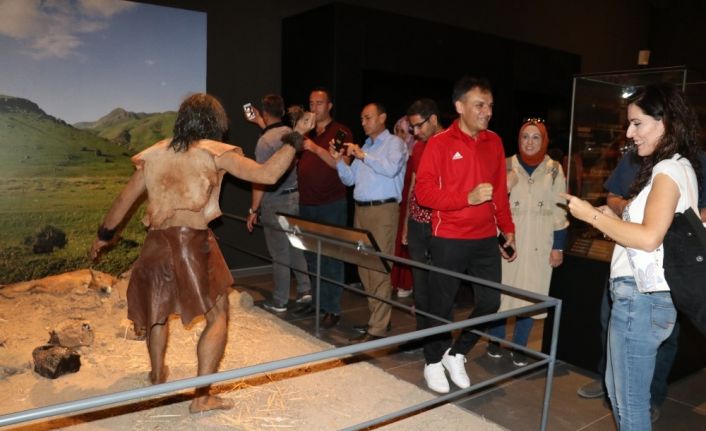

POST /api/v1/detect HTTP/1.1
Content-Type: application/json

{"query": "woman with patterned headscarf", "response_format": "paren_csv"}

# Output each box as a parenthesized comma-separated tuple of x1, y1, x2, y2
(486, 119, 569, 366)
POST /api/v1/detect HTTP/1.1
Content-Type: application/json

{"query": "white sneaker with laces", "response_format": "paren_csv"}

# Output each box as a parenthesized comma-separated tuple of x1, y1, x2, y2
(441, 348, 470, 388)
(423, 362, 449, 393)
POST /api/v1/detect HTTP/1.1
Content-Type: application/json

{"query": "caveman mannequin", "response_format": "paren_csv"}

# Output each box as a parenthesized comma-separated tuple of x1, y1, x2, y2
(91, 93, 314, 413)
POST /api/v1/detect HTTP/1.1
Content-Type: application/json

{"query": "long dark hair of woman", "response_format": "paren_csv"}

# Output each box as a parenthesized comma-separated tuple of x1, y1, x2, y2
(170, 93, 229, 152)
(627, 83, 703, 199)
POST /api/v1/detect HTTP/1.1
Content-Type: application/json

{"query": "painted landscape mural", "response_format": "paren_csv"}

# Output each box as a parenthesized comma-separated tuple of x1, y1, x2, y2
(0, 0, 206, 283)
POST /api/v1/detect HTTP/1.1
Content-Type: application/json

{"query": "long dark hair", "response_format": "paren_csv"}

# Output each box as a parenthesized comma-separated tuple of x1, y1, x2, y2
(627, 83, 703, 198)
(170, 93, 228, 152)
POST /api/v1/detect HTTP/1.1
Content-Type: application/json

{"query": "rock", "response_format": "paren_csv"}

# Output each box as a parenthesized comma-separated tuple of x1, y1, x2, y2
(87, 269, 115, 296)
(32, 345, 81, 379)
(48, 319, 94, 347)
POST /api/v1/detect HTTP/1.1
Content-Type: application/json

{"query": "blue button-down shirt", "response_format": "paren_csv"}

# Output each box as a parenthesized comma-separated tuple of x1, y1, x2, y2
(336, 129, 408, 202)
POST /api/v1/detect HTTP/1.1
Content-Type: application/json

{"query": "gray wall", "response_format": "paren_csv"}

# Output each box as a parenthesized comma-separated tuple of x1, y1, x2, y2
(137, 0, 653, 268)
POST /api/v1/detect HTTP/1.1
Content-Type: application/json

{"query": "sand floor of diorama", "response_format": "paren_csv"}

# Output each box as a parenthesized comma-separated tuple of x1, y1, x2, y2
(0, 270, 504, 431)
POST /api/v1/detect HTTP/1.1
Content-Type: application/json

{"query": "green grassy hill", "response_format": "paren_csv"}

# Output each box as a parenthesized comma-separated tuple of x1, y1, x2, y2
(0, 95, 134, 178)
(0, 95, 165, 283)
(74, 107, 176, 153)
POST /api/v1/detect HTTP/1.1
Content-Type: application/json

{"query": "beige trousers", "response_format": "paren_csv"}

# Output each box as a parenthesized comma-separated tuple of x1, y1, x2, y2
(354, 202, 399, 336)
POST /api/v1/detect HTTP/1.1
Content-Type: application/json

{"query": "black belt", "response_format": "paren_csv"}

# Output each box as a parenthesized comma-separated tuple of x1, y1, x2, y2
(355, 197, 397, 206)
(278, 187, 298, 195)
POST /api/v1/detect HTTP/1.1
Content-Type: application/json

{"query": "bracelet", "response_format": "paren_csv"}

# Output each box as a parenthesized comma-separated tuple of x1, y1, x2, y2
(97, 225, 116, 242)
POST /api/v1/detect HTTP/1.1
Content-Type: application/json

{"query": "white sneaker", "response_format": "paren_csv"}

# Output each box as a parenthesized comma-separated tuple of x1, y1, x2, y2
(397, 288, 413, 298)
(423, 362, 449, 393)
(441, 348, 470, 388)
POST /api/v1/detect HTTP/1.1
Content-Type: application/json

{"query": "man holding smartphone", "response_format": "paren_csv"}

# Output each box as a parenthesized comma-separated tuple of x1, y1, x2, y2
(415, 76, 516, 393)
(292, 87, 354, 329)
(245, 94, 313, 313)
(333, 102, 408, 342)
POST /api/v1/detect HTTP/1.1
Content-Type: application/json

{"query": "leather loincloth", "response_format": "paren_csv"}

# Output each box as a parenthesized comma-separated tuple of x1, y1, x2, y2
(127, 226, 233, 333)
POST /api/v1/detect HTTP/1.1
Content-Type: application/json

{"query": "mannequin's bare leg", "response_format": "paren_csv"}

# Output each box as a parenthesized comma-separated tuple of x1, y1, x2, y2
(189, 295, 233, 413)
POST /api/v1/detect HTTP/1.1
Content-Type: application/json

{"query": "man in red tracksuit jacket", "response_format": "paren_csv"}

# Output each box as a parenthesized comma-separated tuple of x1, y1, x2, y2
(415, 76, 516, 394)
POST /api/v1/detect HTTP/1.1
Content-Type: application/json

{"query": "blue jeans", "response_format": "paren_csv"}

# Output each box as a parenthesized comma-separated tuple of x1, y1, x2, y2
(597, 281, 679, 408)
(261, 192, 311, 307)
(487, 316, 534, 347)
(299, 198, 347, 314)
(606, 276, 676, 431)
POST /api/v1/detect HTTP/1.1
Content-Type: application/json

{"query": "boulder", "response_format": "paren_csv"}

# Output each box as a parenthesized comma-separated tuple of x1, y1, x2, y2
(48, 319, 94, 348)
(32, 345, 81, 379)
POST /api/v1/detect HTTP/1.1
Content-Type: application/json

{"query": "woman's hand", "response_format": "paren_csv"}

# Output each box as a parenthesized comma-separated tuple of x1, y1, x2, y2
(597, 204, 620, 219)
(294, 112, 316, 135)
(560, 193, 602, 223)
(549, 249, 563, 268)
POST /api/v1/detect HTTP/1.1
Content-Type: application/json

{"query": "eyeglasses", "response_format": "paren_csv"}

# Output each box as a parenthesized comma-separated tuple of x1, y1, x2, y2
(523, 117, 545, 124)
(408, 117, 430, 134)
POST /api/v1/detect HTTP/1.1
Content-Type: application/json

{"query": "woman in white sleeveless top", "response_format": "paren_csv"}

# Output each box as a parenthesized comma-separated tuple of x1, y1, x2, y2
(564, 83, 702, 430)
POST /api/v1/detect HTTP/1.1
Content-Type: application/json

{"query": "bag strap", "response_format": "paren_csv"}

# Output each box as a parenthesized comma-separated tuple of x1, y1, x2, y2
(679, 159, 699, 213)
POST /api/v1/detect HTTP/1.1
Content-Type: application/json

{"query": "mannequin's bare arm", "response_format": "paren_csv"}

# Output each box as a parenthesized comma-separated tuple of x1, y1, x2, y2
(216, 145, 297, 184)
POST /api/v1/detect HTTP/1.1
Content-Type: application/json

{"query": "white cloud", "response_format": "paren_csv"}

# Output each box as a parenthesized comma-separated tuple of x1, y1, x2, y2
(77, 0, 136, 18)
(0, 0, 136, 59)
(0, 0, 43, 39)
(28, 33, 82, 59)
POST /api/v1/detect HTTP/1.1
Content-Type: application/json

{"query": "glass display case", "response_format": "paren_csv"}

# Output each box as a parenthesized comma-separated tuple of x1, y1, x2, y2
(565, 66, 706, 262)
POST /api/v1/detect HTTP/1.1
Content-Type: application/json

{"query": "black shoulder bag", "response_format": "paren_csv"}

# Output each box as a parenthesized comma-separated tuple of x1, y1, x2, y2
(662, 166, 706, 338)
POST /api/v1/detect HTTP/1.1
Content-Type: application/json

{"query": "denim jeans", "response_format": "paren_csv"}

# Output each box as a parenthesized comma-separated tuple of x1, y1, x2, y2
(597, 279, 679, 407)
(606, 276, 676, 431)
(260, 192, 311, 307)
(487, 316, 534, 347)
(299, 198, 347, 314)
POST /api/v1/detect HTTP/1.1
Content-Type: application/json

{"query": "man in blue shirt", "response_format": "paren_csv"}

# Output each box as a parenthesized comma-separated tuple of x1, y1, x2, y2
(334, 102, 408, 342)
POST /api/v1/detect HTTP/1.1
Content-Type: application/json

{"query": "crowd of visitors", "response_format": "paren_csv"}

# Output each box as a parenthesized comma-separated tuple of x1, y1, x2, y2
(92, 78, 704, 429)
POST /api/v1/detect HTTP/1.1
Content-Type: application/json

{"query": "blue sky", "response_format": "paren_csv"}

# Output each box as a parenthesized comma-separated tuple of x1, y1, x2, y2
(0, 0, 206, 124)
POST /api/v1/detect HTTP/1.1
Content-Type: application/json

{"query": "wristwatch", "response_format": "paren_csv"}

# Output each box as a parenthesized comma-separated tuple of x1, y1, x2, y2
(248, 207, 258, 215)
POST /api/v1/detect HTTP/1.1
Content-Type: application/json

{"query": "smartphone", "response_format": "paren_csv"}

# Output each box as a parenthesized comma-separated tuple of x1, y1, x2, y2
(497, 233, 515, 256)
(333, 129, 347, 152)
(243, 103, 255, 120)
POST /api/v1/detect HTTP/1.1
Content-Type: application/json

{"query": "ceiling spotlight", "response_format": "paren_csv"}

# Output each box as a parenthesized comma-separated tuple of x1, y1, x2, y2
(621, 86, 636, 99)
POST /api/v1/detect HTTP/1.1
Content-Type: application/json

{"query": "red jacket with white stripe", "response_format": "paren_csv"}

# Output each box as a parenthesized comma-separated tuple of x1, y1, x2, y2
(415, 119, 514, 239)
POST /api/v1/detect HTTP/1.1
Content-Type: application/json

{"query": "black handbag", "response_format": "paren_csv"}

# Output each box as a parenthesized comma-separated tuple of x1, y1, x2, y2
(663, 207, 706, 338)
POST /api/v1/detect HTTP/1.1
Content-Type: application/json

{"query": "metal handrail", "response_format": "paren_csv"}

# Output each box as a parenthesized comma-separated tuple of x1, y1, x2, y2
(0, 213, 561, 430)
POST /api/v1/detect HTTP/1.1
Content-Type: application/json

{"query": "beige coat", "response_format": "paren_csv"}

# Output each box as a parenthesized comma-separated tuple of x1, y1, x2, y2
(500, 155, 569, 318)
